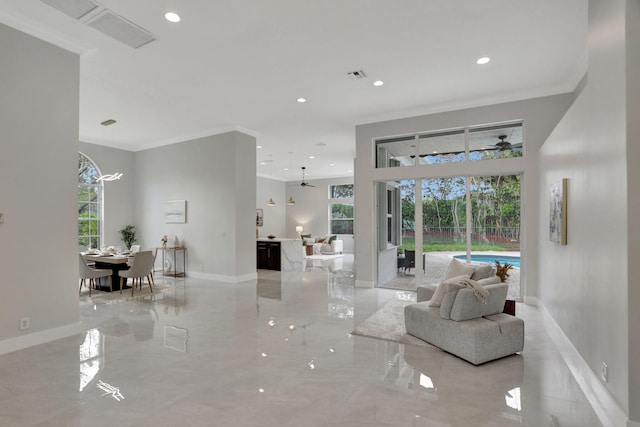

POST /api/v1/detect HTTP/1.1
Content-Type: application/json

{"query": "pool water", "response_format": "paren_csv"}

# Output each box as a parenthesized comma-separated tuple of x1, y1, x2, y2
(453, 254, 521, 268)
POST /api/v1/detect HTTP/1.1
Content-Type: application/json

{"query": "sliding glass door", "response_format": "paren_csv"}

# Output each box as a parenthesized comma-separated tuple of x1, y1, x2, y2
(383, 174, 522, 300)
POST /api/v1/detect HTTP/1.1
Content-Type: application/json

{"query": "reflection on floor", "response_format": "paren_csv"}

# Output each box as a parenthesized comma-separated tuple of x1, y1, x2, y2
(0, 254, 603, 426)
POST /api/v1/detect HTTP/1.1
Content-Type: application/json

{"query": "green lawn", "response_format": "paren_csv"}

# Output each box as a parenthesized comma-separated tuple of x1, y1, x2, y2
(398, 239, 518, 254)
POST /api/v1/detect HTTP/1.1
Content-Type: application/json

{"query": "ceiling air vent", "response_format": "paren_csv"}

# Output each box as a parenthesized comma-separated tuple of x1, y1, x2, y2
(347, 70, 367, 80)
(87, 9, 156, 49)
(40, 0, 99, 20)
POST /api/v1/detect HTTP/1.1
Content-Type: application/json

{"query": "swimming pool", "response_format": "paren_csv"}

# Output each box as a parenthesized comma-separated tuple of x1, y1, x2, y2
(453, 254, 521, 268)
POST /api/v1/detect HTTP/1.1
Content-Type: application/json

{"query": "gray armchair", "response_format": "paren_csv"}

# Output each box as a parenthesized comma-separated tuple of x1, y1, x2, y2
(118, 250, 154, 296)
(79, 253, 112, 296)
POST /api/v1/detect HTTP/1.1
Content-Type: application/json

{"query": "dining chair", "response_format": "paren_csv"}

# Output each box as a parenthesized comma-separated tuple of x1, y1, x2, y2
(118, 250, 154, 296)
(79, 253, 113, 296)
(129, 244, 141, 253)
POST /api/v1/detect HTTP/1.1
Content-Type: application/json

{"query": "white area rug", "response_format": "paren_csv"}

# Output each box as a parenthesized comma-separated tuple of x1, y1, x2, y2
(351, 297, 437, 349)
(306, 254, 344, 260)
(81, 284, 170, 304)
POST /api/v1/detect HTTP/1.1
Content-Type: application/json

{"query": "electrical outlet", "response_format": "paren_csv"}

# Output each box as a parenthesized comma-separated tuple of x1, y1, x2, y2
(601, 362, 608, 382)
(19, 317, 30, 330)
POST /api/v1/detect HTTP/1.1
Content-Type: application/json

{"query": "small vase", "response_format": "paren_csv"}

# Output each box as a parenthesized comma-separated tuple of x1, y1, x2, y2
(173, 235, 180, 248)
(162, 242, 167, 248)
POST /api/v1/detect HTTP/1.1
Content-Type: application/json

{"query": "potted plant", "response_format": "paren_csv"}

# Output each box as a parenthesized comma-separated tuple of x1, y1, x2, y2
(119, 225, 137, 250)
(494, 260, 514, 282)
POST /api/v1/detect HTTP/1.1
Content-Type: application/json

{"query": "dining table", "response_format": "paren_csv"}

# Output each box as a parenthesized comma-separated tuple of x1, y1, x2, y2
(83, 253, 132, 292)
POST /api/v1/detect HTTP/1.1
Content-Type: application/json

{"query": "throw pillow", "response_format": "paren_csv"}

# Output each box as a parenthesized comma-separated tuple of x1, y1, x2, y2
(315, 237, 326, 243)
(445, 258, 477, 280)
(301, 233, 312, 239)
(428, 274, 471, 307)
(470, 263, 494, 280)
(303, 237, 315, 245)
(328, 235, 337, 244)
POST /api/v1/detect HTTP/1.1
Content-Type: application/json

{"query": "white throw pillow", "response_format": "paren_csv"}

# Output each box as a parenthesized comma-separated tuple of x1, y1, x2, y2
(445, 258, 477, 280)
(471, 263, 494, 280)
(428, 274, 471, 307)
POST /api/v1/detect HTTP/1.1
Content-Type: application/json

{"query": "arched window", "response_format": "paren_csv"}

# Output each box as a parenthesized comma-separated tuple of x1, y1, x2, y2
(78, 153, 103, 249)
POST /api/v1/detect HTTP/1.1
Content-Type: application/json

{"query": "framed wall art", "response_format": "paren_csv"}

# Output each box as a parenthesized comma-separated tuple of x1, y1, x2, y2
(256, 209, 263, 227)
(549, 179, 567, 245)
(164, 200, 187, 223)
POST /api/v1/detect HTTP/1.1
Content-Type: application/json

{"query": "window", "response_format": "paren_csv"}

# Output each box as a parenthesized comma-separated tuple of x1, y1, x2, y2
(375, 122, 524, 168)
(378, 182, 401, 248)
(78, 153, 103, 249)
(330, 203, 354, 234)
(330, 184, 354, 198)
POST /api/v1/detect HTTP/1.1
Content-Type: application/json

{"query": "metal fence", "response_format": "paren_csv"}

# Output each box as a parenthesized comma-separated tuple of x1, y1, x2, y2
(402, 226, 520, 245)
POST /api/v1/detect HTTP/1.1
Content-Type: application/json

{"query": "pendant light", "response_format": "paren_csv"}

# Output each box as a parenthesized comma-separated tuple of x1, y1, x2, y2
(287, 196, 296, 205)
(267, 198, 275, 206)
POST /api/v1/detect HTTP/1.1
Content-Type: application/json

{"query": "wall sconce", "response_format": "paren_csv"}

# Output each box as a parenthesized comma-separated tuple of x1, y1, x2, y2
(267, 198, 276, 206)
(287, 196, 296, 205)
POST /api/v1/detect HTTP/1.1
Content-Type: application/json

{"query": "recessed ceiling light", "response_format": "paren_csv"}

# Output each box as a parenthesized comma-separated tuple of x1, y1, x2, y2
(309, 156, 315, 159)
(373, 80, 384, 87)
(329, 163, 335, 166)
(257, 145, 263, 149)
(348, 169, 353, 173)
(260, 162, 266, 165)
(476, 57, 491, 65)
(165, 11, 181, 22)
(297, 98, 306, 103)
(283, 168, 289, 171)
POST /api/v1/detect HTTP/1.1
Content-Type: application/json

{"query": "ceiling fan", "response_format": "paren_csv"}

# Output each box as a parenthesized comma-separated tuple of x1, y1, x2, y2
(300, 167, 315, 187)
(490, 135, 523, 151)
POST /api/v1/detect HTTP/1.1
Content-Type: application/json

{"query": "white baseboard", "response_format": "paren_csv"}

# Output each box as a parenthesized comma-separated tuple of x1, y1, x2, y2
(0, 322, 81, 356)
(523, 295, 539, 306)
(537, 302, 628, 427)
(355, 279, 374, 288)
(188, 271, 257, 283)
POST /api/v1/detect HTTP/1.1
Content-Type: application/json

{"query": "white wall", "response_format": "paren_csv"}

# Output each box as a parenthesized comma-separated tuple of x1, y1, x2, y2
(79, 142, 134, 247)
(133, 131, 256, 282)
(626, 0, 640, 422)
(286, 176, 355, 253)
(354, 93, 575, 289)
(0, 24, 80, 353)
(256, 176, 286, 238)
(539, 0, 634, 419)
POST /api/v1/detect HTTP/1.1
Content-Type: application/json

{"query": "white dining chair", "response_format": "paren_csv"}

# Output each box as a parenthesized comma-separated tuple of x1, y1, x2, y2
(79, 253, 113, 296)
(118, 250, 154, 296)
(130, 244, 141, 253)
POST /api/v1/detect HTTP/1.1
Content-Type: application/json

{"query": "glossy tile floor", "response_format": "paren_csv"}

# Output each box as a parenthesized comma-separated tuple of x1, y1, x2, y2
(0, 255, 603, 426)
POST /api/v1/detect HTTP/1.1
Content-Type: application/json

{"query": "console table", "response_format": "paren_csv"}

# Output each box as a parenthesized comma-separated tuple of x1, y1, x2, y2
(155, 247, 187, 277)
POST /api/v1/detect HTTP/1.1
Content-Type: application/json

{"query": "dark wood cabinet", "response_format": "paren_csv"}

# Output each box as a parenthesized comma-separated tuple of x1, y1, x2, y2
(257, 241, 281, 270)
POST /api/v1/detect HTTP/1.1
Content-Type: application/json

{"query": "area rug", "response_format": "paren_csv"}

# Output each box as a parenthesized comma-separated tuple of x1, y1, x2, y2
(81, 285, 171, 304)
(306, 254, 344, 260)
(351, 297, 437, 349)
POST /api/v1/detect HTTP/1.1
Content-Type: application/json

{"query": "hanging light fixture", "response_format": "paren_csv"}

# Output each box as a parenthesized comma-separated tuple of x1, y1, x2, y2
(287, 196, 296, 205)
(267, 198, 276, 206)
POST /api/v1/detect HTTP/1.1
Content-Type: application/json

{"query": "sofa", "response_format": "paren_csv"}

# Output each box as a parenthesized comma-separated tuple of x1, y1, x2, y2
(302, 235, 343, 255)
(405, 258, 524, 365)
